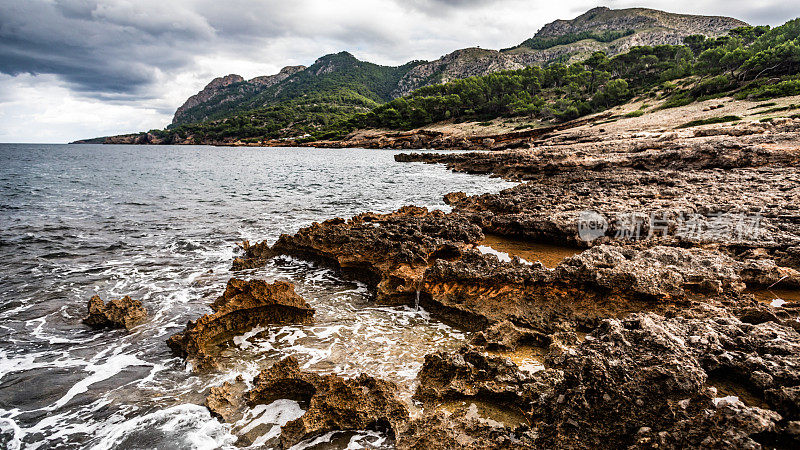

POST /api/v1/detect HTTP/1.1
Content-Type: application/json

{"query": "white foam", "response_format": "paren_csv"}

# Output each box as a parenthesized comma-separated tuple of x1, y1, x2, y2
(345, 430, 386, 449)
(476, 245, 533, 265)
(289, 431, 337, 450)
(477, 245, 512, 262)
(238, 399, 304, 436)
(0, 417, 23, 450)
(88, 404, 236, 450)
(51, 352, 147, 410)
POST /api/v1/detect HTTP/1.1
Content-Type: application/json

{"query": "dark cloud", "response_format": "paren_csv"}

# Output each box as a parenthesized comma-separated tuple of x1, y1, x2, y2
(0, 0, 416, 98)
(4, 0, 795, 101)
(0, 1, 212, 97)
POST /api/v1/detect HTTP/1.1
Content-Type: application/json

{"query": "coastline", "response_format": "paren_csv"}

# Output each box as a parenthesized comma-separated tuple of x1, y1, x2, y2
(170, 110, 800, 447)
(71, 94, 800, 153)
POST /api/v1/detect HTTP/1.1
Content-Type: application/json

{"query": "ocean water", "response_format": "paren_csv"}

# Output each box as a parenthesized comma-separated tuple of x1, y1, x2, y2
(0, 144, 516, 449)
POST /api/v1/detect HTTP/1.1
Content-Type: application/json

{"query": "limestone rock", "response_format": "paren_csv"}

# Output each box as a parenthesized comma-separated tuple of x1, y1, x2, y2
(205, 376, 247, 423)
(246, 356, 409, 449)
(82, 295, 147, 330)
(167, 279, 314, 370)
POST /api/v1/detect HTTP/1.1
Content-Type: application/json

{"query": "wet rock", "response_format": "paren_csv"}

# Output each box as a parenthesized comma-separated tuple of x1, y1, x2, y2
(221, 113, 800, 447)
(396, 127, 800, 261)
(232, 240, 275, 270)
(420, 247, 680, 333)
(237, 207, 483, 305)
(82, 295, 147, 330)
(167, 279, 314, 370)
(423, 240, 800, 334)
(557, 245, 755, 298)
(205, 376, 247, 423)
(397, 407, 534, 450)
(470, 320, 546, 351)
(738, 306, 781, 325)
(246, 356, 409, 449)
(411, 309, 800, 448)
(414, 345, 553, 412)
(443, 191, 467, 205)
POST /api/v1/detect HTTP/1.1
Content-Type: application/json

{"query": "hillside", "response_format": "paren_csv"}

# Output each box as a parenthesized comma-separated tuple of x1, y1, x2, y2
(516, 6, 745, 49)
(499, 7, 742, 66)
(378, 7, 746, 96)
(172, 66, 305, 125)
(170, 52, 420, 127)
(165, 7, 745, 127)
(78, 6, 768, 145)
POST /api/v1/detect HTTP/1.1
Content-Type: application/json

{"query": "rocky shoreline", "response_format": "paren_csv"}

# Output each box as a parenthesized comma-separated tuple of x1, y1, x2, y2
(125, 113, 800, 449)
(70, 113, 607, 150)
(163, 116, 800, 448)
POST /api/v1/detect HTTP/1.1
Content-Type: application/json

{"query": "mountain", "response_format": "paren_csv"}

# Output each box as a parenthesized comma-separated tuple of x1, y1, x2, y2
(392, 7, 746, 96)
(171, 52, 420, 126)
(173, 66, 305, 125)
(503, 6, 747, 61)
(77, 6, 755, 145)
(169, 7, 745, 126)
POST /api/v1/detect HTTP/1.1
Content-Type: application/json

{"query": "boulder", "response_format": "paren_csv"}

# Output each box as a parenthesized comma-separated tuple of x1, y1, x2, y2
(83, 295, 147, 330)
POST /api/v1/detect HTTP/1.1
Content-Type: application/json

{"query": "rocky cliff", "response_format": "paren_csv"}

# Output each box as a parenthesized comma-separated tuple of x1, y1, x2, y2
(393, 7, 746, 96)
(171, 66, 307, 125)
(172, 74, 244, 125)
(533, 6, 744, 40)
(392, 47, 525, 97)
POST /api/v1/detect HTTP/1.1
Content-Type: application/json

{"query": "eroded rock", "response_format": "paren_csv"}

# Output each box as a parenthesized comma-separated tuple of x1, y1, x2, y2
(530, 311, 799, 448)
(205, 376, 247, 423)
(234, 206, 483, 306)
(167, 279, 314, 370)
(82, 295, 147, 330)
(246, 356, 409, 449)
(397, 406, 535, 450)
(411, 309, 800, 448)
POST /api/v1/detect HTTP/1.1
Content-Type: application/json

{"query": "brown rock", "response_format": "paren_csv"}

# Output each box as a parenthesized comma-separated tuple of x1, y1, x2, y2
(167, 279, 314, 370)
(443, 191, 467, 205)
(232, 240, 275, 270)
(205, 376, 247, 423)
(238, 207, 483, 306)
(246, 356, 409, 449)
(83, 295, 147, 330)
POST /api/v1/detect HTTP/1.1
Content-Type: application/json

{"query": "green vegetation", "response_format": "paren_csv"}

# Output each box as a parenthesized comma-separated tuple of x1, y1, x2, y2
(625, 109, 645, 118)
(757, 103, 800, 114)
(625, 104, 650, 118)
(738, 77, 800, 100)
(158, 53, 424, 142)
(515, 29, 635, 50)
(158, 91, 380, 143)
(148, 18, 800, 143)
(752, 102, 777, 109)
(676, 115, 742, 129)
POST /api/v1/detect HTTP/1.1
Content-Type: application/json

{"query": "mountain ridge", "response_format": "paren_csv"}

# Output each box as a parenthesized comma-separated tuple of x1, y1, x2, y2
(168, 7, 746, 127)
(170, 51, 422, 126)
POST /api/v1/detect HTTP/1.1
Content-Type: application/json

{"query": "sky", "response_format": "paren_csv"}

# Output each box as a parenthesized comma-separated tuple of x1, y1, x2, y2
(0, 1, 797, 143)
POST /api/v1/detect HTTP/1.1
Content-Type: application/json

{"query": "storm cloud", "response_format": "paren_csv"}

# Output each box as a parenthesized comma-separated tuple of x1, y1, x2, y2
(0, 0, 797, 142)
